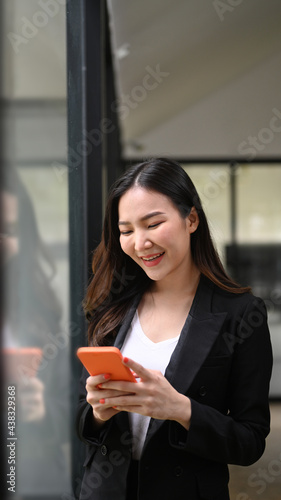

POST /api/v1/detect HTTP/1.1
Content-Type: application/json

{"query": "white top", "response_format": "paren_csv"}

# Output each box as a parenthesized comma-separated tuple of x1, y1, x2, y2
(121, 311, 180, 460)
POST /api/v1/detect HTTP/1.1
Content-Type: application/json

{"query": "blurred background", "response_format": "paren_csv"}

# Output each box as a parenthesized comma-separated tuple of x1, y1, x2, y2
(1, 1, 280, 499)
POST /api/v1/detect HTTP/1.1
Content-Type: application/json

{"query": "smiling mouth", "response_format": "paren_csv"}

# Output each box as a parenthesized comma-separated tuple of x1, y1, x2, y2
(141, 252, 165, 262)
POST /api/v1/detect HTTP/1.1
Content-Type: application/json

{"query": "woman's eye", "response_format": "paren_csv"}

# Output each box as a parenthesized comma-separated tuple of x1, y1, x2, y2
(148, 222, 162, 229)
(120, 230, 132, 235)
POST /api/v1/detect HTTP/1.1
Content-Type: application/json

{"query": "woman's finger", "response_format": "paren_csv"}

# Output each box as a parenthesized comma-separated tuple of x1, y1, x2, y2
(86, 384, 135, 408)
(122, 357, 151, 381)
(88, 388, 133, 402)
(85, 373, 111, 391)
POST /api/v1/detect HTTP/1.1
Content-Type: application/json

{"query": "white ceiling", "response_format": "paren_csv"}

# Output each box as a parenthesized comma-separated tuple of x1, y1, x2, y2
(107, 0, 281, 159)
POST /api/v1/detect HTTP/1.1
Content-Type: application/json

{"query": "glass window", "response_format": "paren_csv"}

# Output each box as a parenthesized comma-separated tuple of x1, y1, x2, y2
(237, 165, 281, 242)
(183, 164, 231, 264)
(236, 164, 281, 397)
(183, 164, 281, 398)
(2, 0, 71, 497)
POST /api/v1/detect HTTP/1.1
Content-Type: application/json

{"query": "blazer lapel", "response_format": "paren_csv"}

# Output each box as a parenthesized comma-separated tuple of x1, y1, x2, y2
(165, 311, 228, 394)
(166, 275, 228, 392)
(146, 276, 228, 438)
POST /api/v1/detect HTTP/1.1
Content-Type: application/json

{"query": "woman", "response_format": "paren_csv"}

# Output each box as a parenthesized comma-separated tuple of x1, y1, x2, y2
(77, 158, 272, 500)
(2, 167, 69, 496)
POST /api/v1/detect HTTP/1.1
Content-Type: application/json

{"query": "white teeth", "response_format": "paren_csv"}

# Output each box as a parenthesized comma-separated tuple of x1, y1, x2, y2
(142, 252, 164, 261)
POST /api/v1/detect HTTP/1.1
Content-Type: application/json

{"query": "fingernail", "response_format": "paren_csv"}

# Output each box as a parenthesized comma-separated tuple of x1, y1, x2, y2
(104, 373, 111, 379)
(112, 406, 117, 409)
(123, 357, 128, 363)
(99, 398, 105, 404)
(97, 384, 103, 389)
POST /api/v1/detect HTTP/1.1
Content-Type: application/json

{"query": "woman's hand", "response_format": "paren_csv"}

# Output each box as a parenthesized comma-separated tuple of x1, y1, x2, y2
(85, 373, 135, 426)
(18, 377, 45, 422)
(97, 358, 192, 430)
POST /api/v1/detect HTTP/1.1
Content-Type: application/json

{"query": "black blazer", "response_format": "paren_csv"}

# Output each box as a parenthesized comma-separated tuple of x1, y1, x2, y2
(77, 276, 273, 500)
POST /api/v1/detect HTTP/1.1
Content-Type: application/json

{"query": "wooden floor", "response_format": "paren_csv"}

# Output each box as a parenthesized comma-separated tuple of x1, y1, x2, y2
(229, 402, 281, 500)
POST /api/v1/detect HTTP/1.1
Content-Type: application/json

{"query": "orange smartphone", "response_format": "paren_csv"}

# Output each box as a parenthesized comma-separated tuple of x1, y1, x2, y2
(3, 347, 43, 382)
(77, 346, 136, 382)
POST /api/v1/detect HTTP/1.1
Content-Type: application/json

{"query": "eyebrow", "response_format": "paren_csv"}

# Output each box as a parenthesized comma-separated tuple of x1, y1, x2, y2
(118, 211, 166, 226)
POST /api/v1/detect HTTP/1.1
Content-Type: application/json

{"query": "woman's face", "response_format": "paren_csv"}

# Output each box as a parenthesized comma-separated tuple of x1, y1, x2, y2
(118, 186, 198, 285)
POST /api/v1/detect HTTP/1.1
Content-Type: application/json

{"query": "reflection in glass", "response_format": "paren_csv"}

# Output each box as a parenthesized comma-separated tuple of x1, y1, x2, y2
(2, 166, 70, 495)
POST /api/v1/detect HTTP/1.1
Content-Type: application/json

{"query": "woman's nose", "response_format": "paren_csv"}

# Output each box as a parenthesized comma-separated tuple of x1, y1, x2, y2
(134, 231, 152, 252)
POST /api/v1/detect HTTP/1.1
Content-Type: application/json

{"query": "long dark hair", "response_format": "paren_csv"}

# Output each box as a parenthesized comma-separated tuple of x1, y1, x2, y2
(84, 158, 250, 345)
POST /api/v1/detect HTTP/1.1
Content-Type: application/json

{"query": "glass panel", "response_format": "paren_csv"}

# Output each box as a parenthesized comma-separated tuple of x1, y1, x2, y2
(236, 164, 281, 397)
(1, 0, 71, 497)
(237, 165, 281, 243)
(3, 165, 70, 496)
(183, 164, 231, 264)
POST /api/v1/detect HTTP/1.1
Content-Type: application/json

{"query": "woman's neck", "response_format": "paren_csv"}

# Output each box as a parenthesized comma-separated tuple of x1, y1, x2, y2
(150, 264, 201, 304)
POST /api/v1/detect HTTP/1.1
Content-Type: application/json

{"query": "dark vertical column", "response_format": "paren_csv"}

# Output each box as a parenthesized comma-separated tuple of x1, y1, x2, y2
(84, 0, 104, 261)
(67, 0, 122, 497)
(66, 0, 105, 497)
(227, 162, 239, 281)
(230, 163, 237, 244)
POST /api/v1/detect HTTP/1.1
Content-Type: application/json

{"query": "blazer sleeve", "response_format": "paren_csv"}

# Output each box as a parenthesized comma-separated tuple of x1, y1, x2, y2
(169, 297, 273, 466)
